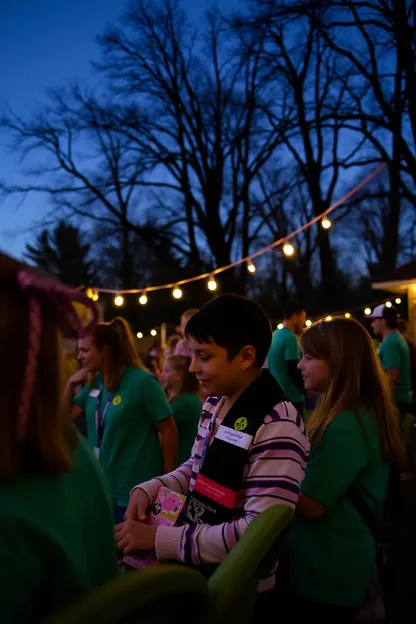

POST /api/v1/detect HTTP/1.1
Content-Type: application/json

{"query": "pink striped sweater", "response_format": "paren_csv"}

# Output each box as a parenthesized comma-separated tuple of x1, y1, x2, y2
(137, 395, 309, 573)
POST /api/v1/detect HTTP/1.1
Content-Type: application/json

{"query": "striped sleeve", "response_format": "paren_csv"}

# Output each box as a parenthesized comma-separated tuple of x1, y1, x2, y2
(136, 458, 193, 504)
(156, 402, 309, 565)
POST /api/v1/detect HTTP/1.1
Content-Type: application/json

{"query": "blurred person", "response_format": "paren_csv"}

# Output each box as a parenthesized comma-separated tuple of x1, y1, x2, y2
(0, 253, 117, 621)
(397, 318, 416, 394)
(175, 308, 199, 357)
(162, 355, 202, 465)
(165, 334, 182, 357)
(280, 317, 405, 622)
(268, 302, 306, 415)
(65, 317, 178, 523)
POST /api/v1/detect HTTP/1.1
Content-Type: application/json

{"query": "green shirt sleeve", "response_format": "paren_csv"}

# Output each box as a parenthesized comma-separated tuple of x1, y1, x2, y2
(301, 413, 370, 508)
(380, 340, 401, 370)
(141, 374, 172, 424)
(284, 333, 300, 361)
(73, 384, 92, 410)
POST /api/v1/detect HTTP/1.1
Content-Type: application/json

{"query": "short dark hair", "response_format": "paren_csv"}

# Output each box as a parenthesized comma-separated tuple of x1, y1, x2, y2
(284, 301, 306, 320)
(185, 294, 272, 367)
(383, 305, 399, 330)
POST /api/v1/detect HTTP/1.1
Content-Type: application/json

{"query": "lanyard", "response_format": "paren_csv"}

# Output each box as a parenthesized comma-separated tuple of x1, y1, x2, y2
(94, 386, 114, 447)
(199, 400, 224, 468)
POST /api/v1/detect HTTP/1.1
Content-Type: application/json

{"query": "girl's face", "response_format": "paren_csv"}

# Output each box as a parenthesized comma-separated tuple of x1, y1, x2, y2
(77, 336, 103, 373)
(298, 350, 330, 393)
(162, 362, 182, 389)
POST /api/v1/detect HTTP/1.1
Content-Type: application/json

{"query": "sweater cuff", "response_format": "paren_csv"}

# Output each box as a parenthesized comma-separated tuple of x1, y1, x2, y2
(131, 480, 162, 505)
(155, 525, 185, 561)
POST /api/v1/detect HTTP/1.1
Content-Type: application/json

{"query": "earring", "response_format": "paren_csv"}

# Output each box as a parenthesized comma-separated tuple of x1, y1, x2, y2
(242, 366, 247, 371)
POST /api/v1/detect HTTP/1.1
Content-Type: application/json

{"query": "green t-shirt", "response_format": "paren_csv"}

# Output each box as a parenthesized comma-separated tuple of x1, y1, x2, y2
(171, 393, 202, 465)
(74, 367, 172, 507)
(289, 409, 388, 606)
(268, 327, 303, 404)
(0, 431, 118, 622)
(379, 330, 412, 404)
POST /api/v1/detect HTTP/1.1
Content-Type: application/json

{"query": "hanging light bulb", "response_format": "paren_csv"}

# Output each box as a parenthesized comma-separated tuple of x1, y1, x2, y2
(207, 276, 218, 291)
(114, 295, 124, 307)
(150, 329, 157, 337)
(277, 323, 284, 330)
(172, 287, 183, 299)
(86, 287, 94, 299)
(138, 293, 148, 305)
(136, 332, 143, 339)
(325, 315, 332, 322)
(395, 298, 401, 305)
(283, 243, 295, 257)
(385, 301, 392, 308)
(364, 308, 372, 316)
(321, 217, 332, 230)
(91, 290, 99, 302)
(305, 320, 312, 327)
(247, 261, 256, 274)
(345, 312, 351, 319)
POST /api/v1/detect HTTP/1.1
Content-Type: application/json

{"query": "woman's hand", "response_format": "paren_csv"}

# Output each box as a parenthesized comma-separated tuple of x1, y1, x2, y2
(125, 488, 150, 522)
(68, 368, 89, 386)
(114, 520, 157, 555)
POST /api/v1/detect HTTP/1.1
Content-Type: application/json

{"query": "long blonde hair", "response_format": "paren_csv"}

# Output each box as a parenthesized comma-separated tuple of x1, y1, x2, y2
(301, 317, 405, 463)
(92, 317, 146, 392)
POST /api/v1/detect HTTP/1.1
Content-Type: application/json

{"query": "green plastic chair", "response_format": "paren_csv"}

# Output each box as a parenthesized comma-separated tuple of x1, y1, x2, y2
(44, 564, 208, 624)
(207, 505, 294, 624)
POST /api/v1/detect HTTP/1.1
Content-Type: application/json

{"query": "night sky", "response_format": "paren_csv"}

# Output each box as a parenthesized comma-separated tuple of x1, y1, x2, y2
(0, 0, 241, 259)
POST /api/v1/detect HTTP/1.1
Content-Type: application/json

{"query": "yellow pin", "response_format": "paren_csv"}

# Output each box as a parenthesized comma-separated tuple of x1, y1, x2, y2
(112, 395, 122, 407)
(234, 417, 248, 431)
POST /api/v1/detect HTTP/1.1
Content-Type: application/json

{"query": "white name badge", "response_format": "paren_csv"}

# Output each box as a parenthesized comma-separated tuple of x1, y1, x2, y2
(215, 425, 253, 450)
(89, 389, 100, 398)
(93, 446, 100, 459)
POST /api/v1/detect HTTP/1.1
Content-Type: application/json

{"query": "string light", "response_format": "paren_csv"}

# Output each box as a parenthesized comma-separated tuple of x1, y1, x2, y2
(385, 301, 392, 308)
(114, 295, 124, 307)
(138, 293, 148, 305)
(325, 316, 332, 321)
(395, 298, 401, 304)
(137, 332, 143, 339)
(91, 290, 99, 302)
(247, 261, 256, 274)
(277, 323, 284, 330)
(364, 308, 372, 316)
(207, 277, 218, 291)
(305, 320, 312, 327)
(283, 243, 295, 257)
(345, 312, 351, 319)
(150, 329, 157, 337)
(321, 218, 332, 230)
(172, 286, 183, 299)
(86, 287, 94, 299)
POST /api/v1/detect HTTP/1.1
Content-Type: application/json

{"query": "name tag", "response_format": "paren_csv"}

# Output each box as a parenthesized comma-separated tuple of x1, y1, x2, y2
(93, 446, 100, 459)
(89, 389, 100, 398)
(215, 425, 253, 450)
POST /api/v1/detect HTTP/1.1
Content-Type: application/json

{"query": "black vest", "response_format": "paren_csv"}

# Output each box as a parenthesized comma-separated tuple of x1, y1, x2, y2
(181, 370, 286, 527)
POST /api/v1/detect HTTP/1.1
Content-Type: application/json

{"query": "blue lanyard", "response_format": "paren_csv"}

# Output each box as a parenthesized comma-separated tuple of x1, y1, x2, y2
(94, 387, 114, 446)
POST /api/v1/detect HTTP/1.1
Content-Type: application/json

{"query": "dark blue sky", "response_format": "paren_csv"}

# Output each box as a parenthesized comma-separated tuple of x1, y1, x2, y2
(0, 0, 240, 259)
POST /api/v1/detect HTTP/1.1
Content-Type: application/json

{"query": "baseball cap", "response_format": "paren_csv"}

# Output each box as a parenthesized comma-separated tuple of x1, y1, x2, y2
(368, 304, 399, 321)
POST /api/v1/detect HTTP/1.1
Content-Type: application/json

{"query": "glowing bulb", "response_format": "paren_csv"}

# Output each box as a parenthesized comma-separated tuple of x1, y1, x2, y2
(138, 293, 148, 305)
(150, 329, 157, 337)
(207, 277, 217, 291)
(172, 287, 183, 299)
(395, 298, 401, 304)
(92, 293, 99, 302)
(86, 287, 94, 299)
(277, 323, 284, 330)
(321, 218, 332, 230)
(325, 316, 332, 322)
(136, 332, 143, 339)
(247, 261, 256, 274)
(345, 312, 351, 319)
(305, 320, 312, 327)
(283, 243, 294, 257)
(385, 301, 392, 308)
(114, 295, 124, 307)
(364, 308, 371, 316)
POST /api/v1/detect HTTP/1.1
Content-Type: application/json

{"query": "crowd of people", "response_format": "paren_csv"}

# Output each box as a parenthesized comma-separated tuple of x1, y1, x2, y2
(0, 249, 412, 622)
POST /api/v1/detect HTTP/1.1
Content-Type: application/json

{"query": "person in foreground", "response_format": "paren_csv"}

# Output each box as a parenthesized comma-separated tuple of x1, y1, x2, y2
(281, 317, 405, 622)
(115, 294, 309, 586)
(0, 253, 118, 622)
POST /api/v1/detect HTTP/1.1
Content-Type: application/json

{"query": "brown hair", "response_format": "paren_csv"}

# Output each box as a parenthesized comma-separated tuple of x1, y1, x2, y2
(0, 253, 74, 478)
(181, 309, 199, 324)
(301, 317, 405, 463)
(92, 317, 146, 392)
(165, 355, 199, 400)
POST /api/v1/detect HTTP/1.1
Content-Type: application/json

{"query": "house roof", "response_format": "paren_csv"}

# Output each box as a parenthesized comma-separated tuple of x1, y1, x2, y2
(372, 260, 416, 292)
